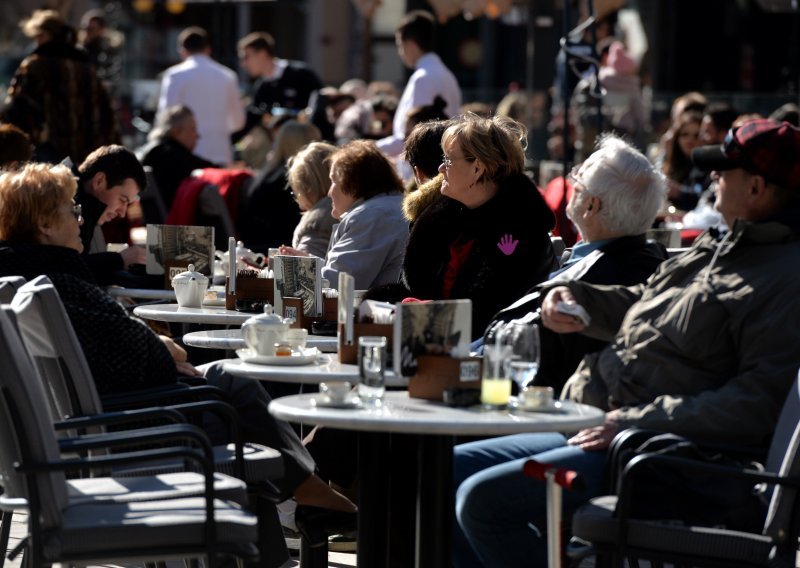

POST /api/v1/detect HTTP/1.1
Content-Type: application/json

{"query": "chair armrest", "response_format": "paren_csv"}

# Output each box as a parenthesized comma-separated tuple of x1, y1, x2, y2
(0, 496, 28, 513)
(57, 422, 213, 456)
(613, 451, 800, 541)
(53, 406, 186, 432)
(606, 428, 767, 492)
(100, 384, 228, 411)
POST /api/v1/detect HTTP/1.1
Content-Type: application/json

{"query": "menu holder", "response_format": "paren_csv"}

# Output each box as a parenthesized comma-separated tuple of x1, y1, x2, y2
(338, 322, 394, 364)
(224, 277, 274, 310)
(164, 260, 190, 290)
(280, 296, 338, 331)
(408, 355, 482, 401)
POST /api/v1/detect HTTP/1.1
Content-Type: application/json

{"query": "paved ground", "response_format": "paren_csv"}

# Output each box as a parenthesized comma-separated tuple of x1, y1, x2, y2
(4, 511, 357, 568)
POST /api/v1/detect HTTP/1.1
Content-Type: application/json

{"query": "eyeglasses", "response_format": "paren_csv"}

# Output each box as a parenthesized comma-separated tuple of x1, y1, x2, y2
(567, 165, 583, 186)
(70, 203, 83, 222)
(442, 154, 473, 170)
(567, 165, 590, 195)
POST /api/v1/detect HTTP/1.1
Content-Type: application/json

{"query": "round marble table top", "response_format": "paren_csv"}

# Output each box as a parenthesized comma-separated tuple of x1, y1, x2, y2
(221, 355, 407, 387)
(268, 391, 604, 436)
(183, 329, 337, 352)
(133, 303, 251, 326)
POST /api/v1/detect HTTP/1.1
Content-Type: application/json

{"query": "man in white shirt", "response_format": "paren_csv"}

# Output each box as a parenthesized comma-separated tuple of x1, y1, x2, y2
(157, 27, 245, 165)
(376, 10, 462, 158)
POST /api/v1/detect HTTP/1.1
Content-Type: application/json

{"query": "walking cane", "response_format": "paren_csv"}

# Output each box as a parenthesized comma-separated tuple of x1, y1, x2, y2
(523, 460, 585, 568)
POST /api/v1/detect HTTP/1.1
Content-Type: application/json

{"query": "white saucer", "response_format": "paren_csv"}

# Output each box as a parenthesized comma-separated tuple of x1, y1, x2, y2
(236, 347, 321, 366)
(508, 397, 563, 413)
(310, 394, 363, 409)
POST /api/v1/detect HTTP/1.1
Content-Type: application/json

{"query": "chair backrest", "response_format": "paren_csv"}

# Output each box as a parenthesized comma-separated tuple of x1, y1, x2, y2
(10, 276, 105, 423)
(197, 183, 235, 250)
(0, 305, 69, 530)
(140, 165, 167, 224)
(0, 276, 26, 304)
(763, 369, 800, 538)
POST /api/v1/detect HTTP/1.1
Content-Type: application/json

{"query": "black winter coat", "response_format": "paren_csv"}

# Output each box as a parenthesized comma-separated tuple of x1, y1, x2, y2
(485, 234, 667, 394)
(402, 172, 556, 339)
(0, 243, 177, 396)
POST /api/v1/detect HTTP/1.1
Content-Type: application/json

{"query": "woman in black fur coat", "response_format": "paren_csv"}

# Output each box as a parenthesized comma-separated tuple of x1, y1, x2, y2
(402, 113, 556, 339)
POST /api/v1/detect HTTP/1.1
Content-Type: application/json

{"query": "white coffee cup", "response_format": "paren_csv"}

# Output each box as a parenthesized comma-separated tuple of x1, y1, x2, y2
(286, 328, 308, 351)
(319, 381, 352, 404)
(520, 386, 554, 409)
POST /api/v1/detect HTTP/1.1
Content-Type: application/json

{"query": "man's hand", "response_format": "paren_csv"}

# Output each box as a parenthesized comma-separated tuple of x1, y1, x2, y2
(120, 245, 146, 268)
(541, 286, 587, 334)
(566, 410, 621, 451)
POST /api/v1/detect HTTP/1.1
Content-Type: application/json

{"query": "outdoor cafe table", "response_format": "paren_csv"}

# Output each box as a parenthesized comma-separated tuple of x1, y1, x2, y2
(220, 355, 406, 387)
(268, 391, 604, 568)
(133, 303, 252, 326)
(183, 329, 338, 353)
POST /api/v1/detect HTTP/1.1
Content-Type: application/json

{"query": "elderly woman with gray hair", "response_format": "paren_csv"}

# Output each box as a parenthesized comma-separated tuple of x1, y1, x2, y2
(402, 112, 556, 339)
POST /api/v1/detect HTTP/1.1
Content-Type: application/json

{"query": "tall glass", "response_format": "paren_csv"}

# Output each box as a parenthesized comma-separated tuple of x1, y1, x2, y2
(481, 338, 513, 409)
(503, 323, 541, 393)
(358, 336, 387, 406)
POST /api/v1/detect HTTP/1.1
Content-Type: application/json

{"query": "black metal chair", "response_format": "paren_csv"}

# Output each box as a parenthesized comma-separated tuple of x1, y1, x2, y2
(568, 370, 800, 567)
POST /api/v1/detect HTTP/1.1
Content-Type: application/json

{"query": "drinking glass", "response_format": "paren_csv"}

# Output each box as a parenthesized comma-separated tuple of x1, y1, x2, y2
(503, 322, 540, 393)
(358, 336, 387, 405)
(481, 337, 513, 409)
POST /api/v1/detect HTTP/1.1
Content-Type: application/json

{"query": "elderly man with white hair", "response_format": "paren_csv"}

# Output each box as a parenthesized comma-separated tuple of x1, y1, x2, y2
(481, 133, 668, 394)
(454, 133, 668, 568)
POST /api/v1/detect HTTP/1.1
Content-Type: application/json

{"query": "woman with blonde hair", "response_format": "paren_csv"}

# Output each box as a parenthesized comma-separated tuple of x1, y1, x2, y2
(402, 113, 556, 338)
(286, 141, 336, 258)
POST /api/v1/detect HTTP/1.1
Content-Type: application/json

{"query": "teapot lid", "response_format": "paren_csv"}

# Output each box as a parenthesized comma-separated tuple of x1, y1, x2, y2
(171, 264, 209, 283)
(242, 303, 287, 328)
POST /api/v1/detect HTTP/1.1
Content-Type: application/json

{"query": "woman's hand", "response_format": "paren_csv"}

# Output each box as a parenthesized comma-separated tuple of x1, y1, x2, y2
(278, 245, 310, 257)
(541, 286, 587, 334)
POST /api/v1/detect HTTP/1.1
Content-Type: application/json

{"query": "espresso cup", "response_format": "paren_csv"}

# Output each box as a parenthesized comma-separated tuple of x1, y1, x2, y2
(520, 386, 554, 409)
(319, 381, 352, 404)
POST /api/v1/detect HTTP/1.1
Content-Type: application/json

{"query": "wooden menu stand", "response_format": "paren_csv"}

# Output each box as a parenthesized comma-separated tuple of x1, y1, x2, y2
(224, 277, 274, 310)
(280, 296, 338, 331)
(408, 355, 481, 401)
(337, 322, 394, 364)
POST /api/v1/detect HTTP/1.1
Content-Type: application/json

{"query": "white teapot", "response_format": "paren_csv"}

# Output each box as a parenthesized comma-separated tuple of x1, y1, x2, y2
(215, 241, 266, 275)
(241, 303, 291, 356)
(171, 264, 209, 308)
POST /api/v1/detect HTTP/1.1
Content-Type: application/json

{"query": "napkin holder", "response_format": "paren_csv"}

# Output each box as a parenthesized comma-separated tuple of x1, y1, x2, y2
(338, 322, 393, 364)
(225, 277, 274, 310)
(279, 296, 338, 331)
(408, 355, 482, 401)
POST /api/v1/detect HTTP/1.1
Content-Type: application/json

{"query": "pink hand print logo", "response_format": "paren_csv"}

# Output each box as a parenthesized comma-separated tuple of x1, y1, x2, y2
(497, 234, 519, 255)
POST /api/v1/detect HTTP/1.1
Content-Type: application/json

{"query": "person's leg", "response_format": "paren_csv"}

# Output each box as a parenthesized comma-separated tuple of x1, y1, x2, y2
(455, 441, 607, 567)
(203, 362, 316, 499)
(452, 433, 568, 568)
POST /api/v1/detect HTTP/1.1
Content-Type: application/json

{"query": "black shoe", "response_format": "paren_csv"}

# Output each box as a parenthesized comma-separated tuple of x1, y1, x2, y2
(294, 505, 357, 548)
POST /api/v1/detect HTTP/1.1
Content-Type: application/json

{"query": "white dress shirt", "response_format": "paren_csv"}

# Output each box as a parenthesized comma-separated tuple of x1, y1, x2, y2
(157, 54, 245, 165)
(376, 52, 462, 158)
